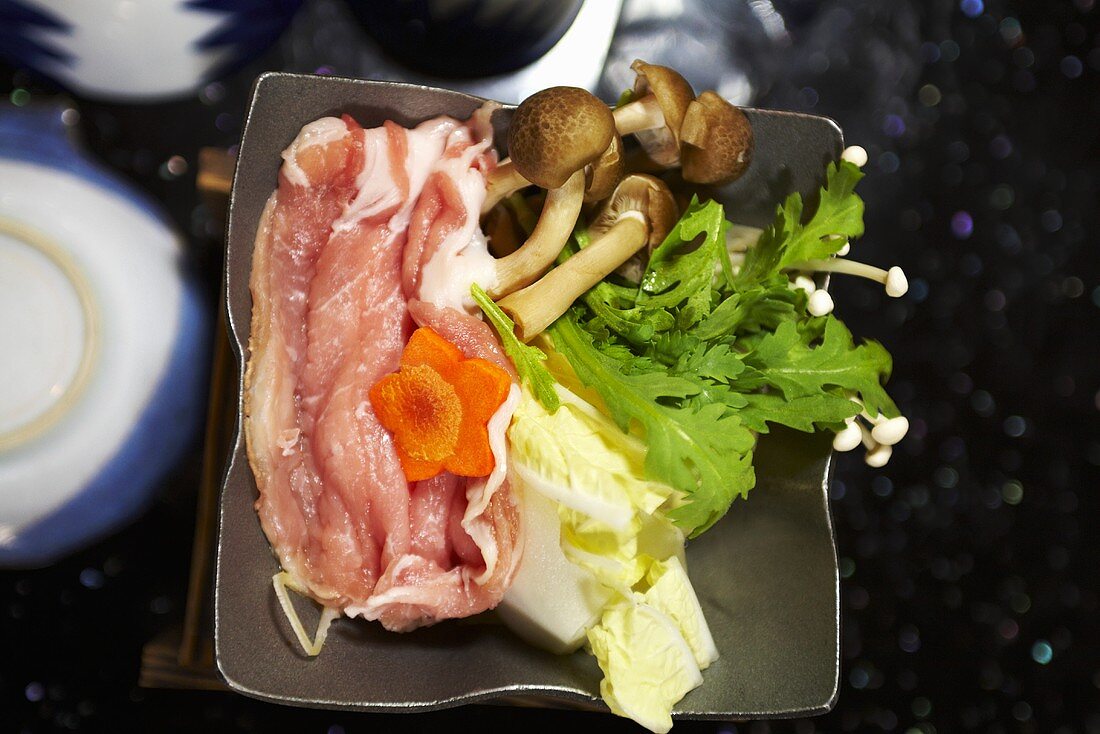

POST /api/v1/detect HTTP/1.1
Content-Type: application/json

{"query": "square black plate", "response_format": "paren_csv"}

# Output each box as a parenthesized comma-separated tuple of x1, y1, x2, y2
(217, 73, 844, 721)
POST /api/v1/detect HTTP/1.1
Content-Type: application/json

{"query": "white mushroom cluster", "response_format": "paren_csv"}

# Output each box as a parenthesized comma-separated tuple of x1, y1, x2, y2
(833, 399, 910, 467)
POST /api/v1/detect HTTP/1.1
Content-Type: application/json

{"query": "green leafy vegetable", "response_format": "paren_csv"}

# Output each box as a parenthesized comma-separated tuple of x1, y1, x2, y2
(736, 160, 865, 285)
(735, 392, 859, 434)
(471, 283, 560, 412)
(549, 314, 756, 536)
(744, 317, 899, 417)
(694, 275, 800, 340)
(574, 227, 677, 345)
(639, 198, 729, 326)
(540, 157, 897, 537)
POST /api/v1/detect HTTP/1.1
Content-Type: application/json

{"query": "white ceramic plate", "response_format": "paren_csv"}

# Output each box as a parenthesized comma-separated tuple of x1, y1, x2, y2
(0, 106, 209, 566)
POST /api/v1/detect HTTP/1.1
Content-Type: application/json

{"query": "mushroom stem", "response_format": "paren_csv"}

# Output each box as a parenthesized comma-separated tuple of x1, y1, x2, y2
(786, 258, 909, 297)
(726, 224, 763, 253)
(832, 418, 862, 452)
(848, 405, 899, 466)
(489, 170, 585, 299)
(497, 213, 648, 342)
(482, 160, 531, 214)
(613, 95, 665, 136)
(858, 419, 877, 449)
(865, 442, 893, 468)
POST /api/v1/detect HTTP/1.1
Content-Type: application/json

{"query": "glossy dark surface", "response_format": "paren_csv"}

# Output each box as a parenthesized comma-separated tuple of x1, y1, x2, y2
(344, 0, 584, 78)
(217, 73, 843, 718)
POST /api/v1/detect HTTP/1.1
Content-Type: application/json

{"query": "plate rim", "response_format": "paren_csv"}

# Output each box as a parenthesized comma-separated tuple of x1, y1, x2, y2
(215, 71, 844, 720)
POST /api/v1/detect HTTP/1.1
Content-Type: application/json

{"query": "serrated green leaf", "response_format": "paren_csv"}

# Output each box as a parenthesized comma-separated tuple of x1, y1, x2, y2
(675, 342, 746, 383)
(548, 313, 757, 537)
(638, 198, 727, 326)
(744, 317, 898, 417)
(696, 276, 801, 340)
(471, 283, 560, 412)
(584, 283, 675, 345)
(737, 391, 862, 433)
(535, 158, 902, 541)
(737, 160, 865, 285)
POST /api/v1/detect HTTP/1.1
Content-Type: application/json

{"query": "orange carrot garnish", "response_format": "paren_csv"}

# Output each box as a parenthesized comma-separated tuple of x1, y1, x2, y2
(370, 327, 513, 482)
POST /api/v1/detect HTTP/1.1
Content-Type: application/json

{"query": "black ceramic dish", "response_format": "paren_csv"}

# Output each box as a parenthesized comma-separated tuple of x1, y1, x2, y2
(216, 73, 844, 721)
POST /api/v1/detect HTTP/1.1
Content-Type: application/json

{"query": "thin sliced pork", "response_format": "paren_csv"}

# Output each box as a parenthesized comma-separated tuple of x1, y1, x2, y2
(246, 108, 521, 634)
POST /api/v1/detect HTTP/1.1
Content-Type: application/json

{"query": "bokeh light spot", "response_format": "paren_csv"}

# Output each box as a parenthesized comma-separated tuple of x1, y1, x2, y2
(1030, 640, 1053, 664)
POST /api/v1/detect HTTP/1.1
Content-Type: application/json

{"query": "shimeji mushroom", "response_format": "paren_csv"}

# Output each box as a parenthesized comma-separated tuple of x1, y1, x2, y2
(583, 131, 625, 205)
(486, 87, 616, 299)
(612, 60, 695, 167)
(679, 90, 754, 184)
(482, 132, 625, 213)
(482, 87, 625, 215)
(497, 174, 678, 342)
(612, 62, 754, 185)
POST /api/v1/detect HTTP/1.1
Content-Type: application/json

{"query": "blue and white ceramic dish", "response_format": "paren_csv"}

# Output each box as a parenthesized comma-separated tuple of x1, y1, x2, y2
(0, 0, 302, 101)
(0, 105, 209, 567)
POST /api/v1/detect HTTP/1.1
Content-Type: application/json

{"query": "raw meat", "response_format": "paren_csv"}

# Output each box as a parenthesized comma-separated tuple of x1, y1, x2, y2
(245, 108, 521, 633)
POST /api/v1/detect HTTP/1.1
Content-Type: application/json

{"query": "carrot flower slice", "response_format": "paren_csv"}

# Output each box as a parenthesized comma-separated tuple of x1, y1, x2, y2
(370, 327, 513, 482)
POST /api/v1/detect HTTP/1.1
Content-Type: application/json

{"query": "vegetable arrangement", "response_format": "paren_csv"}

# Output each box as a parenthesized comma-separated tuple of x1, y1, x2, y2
(480, 161, 905, 538)
(467, 61, 910, 732)
(244, 53, 916, 731)
(552, 161, 903, 535)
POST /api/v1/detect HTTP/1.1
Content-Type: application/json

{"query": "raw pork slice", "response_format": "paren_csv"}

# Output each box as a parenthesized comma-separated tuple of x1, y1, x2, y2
(245, 108, 521, 633)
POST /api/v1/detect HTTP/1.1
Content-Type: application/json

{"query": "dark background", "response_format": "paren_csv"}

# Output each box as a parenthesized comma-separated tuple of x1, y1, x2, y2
(2, 0, 1098, 731)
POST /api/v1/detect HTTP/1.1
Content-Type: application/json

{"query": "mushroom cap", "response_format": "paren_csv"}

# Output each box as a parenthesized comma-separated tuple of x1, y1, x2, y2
(631, 60, 695, 145)
(679, 91, 754, 185)
(508, 86, 616, 189)
(590, 173, 679, 248)
(584, 132, 625, 204)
